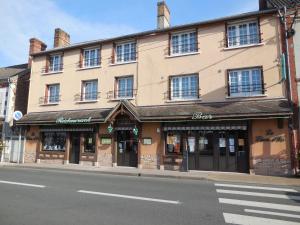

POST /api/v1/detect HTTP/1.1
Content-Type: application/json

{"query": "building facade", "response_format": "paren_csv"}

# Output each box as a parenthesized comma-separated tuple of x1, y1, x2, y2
(0, 64, 30, 163)
(19, 2, 295, 175)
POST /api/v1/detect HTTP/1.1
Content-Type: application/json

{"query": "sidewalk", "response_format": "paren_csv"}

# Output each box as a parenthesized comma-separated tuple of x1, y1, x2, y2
(1, 162, 300, 187)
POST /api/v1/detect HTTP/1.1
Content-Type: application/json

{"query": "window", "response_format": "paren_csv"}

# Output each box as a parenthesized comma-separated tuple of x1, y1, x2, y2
(227, 20, 259, 47)
(82, 80, 98, 101)
(170, 74, 198, 100)
(47, 84, 60, 103)
(116, 76, 133, 98)
(198, 132, 213, 155)
(84, 132, 95, 153)
(84, 48, 100, 67)
(115, 42, 136, 63)
(171, 31, 197, 55)
(0, 88, 7, 117)
(166, 132, 182, 154)
(42, 132, 66, 151)
(49, 55, 62, 72)
(228, 67, 263, 97)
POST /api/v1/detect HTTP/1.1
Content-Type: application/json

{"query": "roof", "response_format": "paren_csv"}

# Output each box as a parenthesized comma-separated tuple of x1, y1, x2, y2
(17, 99, 292, 125)
(267, 0, 300, 9)
(31, 9, 277, 57)
(0, 64, 29, 80)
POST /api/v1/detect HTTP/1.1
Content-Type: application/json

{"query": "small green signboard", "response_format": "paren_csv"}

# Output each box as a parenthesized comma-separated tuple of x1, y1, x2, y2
(101, 137, 112, 145)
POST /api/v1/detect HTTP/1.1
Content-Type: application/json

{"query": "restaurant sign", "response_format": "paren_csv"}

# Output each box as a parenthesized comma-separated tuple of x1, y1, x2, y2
(192, 112, 213, 120)
(56, 117, 92, 124)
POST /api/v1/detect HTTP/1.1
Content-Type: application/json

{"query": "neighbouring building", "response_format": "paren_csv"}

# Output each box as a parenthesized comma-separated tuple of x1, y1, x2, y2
(260, 0, 300, 173)
(18, 1, 296, 176)
(0, 63, 30, 163)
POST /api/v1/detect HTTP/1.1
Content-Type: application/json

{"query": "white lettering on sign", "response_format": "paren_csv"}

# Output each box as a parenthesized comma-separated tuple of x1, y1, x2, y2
(192, 112, 213, 120)
(56, 117, 92, 124)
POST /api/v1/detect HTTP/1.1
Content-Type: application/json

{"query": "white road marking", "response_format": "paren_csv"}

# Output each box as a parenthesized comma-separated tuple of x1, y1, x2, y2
(216, 189, 300, 201)
(0, 180, 46, 188)
(244, 209, 300, 219)
(78, 190, 181, 205)
(223, 213, 300, 225)
(215, 183, 298, 192)
(219, 198, 300, 212)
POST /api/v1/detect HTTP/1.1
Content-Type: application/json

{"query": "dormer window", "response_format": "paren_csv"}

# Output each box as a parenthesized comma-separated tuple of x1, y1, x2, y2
(84, 48, 100, 67)
(227, 20, 260, 47)
(49, 55, 63, 72)
(115, 41, 136, 63)
(171, 31, 198, 55)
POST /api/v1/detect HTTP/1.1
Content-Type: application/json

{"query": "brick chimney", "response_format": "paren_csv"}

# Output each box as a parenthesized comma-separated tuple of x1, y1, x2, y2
(28, 38, 47, 68)
(157, 1, 170, 29)
(54, 28, 70, 48)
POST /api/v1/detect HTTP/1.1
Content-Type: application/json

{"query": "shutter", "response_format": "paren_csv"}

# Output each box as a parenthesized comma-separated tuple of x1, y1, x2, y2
(225, 22, 228, 47)
(226, 70, 230, 96)
(60, 52, 64, 71)
(112, 43, 116, 64)
(79, 49, 83, 68)
(260, 66, 265, 94)
(168, 33, 171, 55)
(258, 17, 262, 43)
(196, 28, 199, 51)
(98, 46, 101, 65)
(45, 55, 50, 73)
(168, 76, 172, 100)
(44, 85, 49, 104)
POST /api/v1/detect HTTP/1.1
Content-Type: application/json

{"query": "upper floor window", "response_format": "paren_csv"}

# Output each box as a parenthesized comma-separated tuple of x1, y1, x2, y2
(0, 87, 7, 117)
(228, 67, 264, 97)
(170, 74, 199, 100)
(171, 31, 198, 55)
(227, 20, 260, 47)
(116, 76, 133, 99)
(49, 55, 63, 72)
(115, 42, 136, 63)
(81, 80, 98, 101)
(47, 84, 60, 103)
(84, 48, 100, 67)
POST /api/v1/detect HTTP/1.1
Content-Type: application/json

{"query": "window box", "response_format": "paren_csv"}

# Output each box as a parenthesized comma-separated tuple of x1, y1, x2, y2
(227, 67, 265, 97)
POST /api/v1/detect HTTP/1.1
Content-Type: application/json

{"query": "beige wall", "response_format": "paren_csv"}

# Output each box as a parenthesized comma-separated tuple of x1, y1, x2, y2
(250, 119, 291, 175)
(28, 15, 284, 113)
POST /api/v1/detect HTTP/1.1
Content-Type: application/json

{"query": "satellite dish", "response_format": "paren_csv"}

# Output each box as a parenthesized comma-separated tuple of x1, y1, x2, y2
(13, 111, 23, 121)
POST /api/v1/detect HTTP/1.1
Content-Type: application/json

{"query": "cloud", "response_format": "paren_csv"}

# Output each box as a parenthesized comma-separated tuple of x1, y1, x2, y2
(0, 0, 138, 67)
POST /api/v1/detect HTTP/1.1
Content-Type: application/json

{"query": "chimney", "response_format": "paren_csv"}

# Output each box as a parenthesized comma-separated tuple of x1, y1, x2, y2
(28, 38, 47, 68)
(157, 1, 170, 29)
(54, 28, 70, 48)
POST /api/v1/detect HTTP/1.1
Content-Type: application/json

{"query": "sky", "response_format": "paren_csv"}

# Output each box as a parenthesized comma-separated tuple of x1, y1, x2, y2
(0, 0, 259, 67)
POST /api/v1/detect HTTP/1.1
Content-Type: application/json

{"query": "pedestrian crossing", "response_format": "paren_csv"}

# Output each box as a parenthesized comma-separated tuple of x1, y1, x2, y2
(215, 182, 300, 225)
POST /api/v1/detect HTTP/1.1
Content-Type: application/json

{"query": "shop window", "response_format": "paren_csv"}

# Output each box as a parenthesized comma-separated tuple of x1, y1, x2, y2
(84, 132, 95, 153)
(166, 132, 182, 154)
(198, 132, 213, 155)
(228, 137, 236, 156)
(42, 132, 66, 151)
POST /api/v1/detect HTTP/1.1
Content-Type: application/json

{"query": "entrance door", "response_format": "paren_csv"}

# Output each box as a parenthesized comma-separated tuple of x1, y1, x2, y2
(237, 132, 249, 173)
(117, 130, 138, 167)
(70, 133, 80, 164)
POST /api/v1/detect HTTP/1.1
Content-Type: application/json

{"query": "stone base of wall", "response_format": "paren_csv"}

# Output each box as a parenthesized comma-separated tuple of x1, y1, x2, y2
(39, 159, 64, 164)
(80, 161, 94, 166)
(97, 152, 112, 167)
(251, 157, 292, 176)
(24, 149, 36, 163)
(140, 154, 159, 169)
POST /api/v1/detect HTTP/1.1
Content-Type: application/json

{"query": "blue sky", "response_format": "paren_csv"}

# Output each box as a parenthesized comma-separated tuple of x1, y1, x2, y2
(0, 0, 258, 67)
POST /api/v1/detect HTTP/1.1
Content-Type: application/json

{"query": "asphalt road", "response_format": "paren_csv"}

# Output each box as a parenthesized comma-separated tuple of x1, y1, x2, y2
(0, 167, 299, 225)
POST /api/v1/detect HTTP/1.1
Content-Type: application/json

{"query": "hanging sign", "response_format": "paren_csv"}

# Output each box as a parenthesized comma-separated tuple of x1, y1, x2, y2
(56, 117, 92, 124)
(192, 112, 213, 120)
(101, 137, 112, 145)
(133, 127, 139, 136)
(107, 124, 114, 134)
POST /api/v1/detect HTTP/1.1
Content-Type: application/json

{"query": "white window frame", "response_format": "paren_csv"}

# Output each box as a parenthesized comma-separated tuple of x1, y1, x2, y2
(82, 80, 98, 101)
(115, 41, 136, 63)
(227, 20, 260, 47)
(83, 48, 100, 68)
(170, 74, 198, 100)
(47, 84, 60, 103)
(0, 87, 7, 117)
(116, 76, 133, 99)
(49, 55, 62, 72)
(171, 30, 198, 55)
(228, 67, 263, 97)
